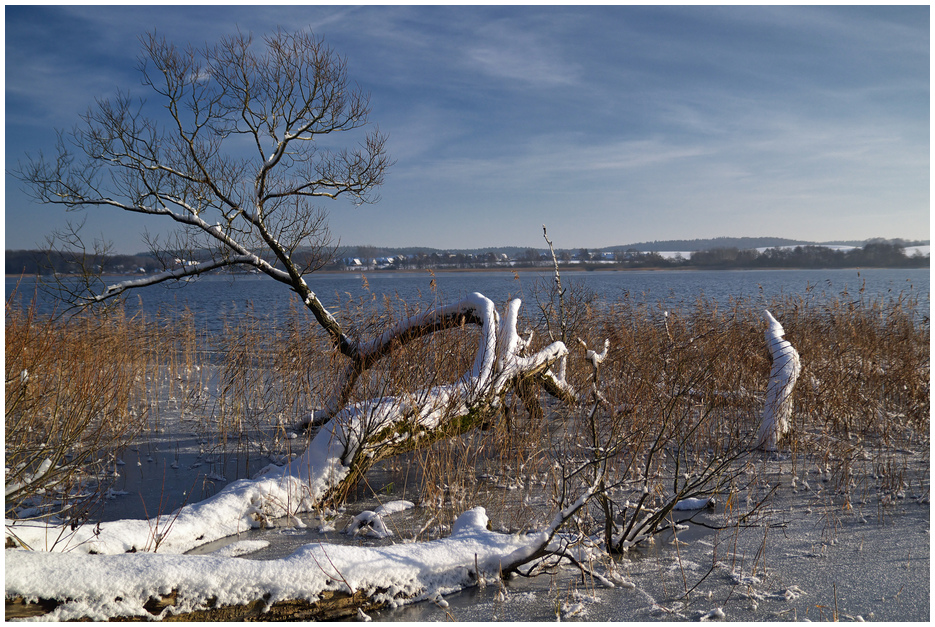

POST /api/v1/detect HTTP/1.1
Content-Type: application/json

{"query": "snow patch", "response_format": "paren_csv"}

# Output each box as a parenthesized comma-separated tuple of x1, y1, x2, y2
(698, 607, 726, 621)
(673, 496, 714, 510)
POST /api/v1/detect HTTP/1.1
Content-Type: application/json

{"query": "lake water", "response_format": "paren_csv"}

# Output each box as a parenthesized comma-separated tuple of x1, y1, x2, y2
(7, 268, 930, 332)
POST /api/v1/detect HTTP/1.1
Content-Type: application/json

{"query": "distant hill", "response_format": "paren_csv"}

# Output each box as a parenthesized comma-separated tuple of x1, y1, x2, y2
(8, 238, 928, 276)
(339, 245, 531, 258)
(340, 237, 929, 258)
(603, 237, 862, 253)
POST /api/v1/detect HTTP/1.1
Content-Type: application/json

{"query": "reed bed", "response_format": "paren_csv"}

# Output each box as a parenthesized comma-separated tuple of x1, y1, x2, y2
(5, 280, 928, 539)
(6, 301, 153, 522)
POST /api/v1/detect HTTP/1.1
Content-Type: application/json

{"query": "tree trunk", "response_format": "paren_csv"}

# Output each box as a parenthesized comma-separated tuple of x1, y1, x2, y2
(7, 589, 388, 622)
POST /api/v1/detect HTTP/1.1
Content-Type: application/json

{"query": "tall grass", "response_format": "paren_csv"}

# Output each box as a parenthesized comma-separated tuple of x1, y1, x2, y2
(365, 281, 928, 543)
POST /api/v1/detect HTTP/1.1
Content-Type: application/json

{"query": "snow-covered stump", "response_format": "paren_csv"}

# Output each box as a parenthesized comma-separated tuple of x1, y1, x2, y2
(754, 310, 802, 451)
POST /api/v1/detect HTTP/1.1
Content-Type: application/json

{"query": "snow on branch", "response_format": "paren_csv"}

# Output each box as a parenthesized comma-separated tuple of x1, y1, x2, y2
(312, 292, 568, 421)
(754, 310, 802, 450)
(490, 471, 605, 578)
(90, 255, 287, 303)
(300, 294, 568, 475)
(580, 338, 610, 370)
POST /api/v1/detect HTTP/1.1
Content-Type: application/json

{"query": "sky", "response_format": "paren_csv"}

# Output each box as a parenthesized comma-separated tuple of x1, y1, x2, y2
(4, 5, 930, 254)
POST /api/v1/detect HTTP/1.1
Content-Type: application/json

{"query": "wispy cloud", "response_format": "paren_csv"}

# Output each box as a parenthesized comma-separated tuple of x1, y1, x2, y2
(464, 20, 581, 87)
(5, 5, 929, 251)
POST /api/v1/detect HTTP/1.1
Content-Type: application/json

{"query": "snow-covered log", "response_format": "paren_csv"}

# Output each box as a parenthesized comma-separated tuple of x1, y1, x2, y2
(754, 310, 802, 450)
(285, 293, 570, 505)
(5, 293, 570, 555)
(4, 508, 541, 621)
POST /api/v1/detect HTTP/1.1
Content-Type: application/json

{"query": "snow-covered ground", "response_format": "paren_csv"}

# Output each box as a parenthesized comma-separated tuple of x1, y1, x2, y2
(656, 251, 691, 259)
(370, 467, 930, 622)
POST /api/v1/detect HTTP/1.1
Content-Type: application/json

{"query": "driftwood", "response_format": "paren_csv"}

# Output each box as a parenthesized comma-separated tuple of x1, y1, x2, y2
(6, 588, 391, 621)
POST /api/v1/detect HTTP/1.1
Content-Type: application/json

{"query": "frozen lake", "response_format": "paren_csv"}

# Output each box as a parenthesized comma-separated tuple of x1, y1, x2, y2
(8, 267, 930, 331)
(178, 444, 929, 622)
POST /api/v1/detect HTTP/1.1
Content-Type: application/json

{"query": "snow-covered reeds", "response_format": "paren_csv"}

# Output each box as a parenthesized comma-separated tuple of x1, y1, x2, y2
(212, 299, 325, 469)
(772, 285, 929, 445)
(567, 294, 762, 554)
(286, 278, 927, 560)
(10, 281, 926, 531)
(533, 282, 927, 561)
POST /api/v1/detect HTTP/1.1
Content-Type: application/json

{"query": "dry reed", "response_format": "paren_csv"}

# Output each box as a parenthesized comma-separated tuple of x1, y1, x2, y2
(5, 277, 928, 542)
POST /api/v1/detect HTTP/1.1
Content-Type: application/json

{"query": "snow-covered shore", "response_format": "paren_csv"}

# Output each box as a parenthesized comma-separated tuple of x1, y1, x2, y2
(5, 289, 928, 621)
(6, 507, 530, 621)
(7, 447, 928, 621)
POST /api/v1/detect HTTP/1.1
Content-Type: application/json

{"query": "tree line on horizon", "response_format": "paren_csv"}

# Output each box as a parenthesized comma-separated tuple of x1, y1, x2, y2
(492, 240, 928, 270)
(6, 240, 928, 277)
(676, 241, 928, 269)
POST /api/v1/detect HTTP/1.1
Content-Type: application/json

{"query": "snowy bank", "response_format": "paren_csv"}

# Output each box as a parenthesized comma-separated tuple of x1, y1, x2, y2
(5, 507, 534, 621)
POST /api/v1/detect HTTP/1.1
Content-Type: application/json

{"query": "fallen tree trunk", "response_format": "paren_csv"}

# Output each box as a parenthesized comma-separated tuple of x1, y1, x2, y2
(5, 293, 573, 555)
(286, 294, 571, 507)
(7, 589, 387, 622)
(4, 508, 548, 621)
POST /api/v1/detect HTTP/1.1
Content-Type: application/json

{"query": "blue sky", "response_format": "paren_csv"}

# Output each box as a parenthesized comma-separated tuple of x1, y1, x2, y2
(5, 5, 930, 254)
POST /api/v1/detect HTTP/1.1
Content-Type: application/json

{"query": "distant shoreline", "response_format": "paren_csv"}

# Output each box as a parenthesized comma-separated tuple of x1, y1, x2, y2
(7, 264, 930, 281)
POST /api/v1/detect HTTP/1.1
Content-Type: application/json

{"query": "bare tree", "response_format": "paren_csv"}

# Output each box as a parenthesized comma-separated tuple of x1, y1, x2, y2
(18, 30, 386, 317)
(14, 29, 577, 512)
